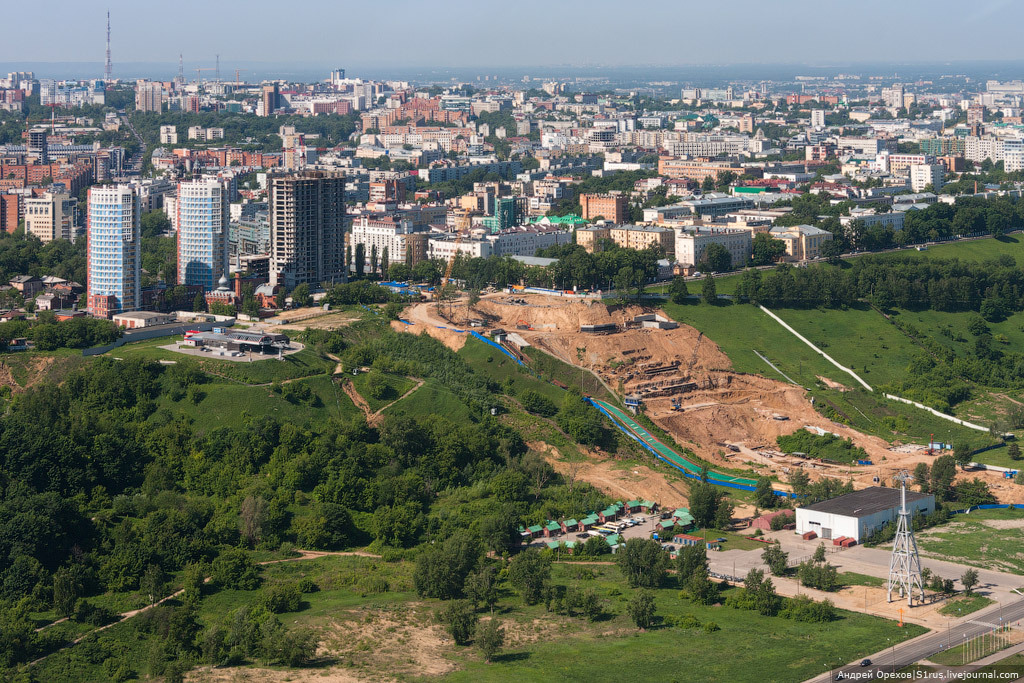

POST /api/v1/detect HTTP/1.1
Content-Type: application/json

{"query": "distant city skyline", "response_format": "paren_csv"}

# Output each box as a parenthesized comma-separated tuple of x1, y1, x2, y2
(3, 0, 1024, 74)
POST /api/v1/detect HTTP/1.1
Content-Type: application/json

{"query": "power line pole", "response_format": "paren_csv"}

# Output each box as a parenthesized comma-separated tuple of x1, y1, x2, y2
(887, 470, 925, 606)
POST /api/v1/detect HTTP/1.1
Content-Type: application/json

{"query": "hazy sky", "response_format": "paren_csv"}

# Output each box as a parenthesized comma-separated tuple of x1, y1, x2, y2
(3, 0, 1023, 69)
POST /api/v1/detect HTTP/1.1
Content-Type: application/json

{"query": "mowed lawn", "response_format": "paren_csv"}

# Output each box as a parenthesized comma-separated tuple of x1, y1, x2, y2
(876, 234, 1024, 266)
(917, 508, 1024, 575)
(768, 305, 920, 388)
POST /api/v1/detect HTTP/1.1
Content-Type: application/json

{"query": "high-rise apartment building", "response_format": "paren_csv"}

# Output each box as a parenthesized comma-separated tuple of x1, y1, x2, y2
(269, 172, 346, 290)
(159, 125, 178, 144)
(27, 130, 48, 164)
(261, 84, 279, 117)
(135, 80, 162, 113)
(24, 191, 77, 243)
(87, 185, 140, 317)
(176, 179, 230, 291)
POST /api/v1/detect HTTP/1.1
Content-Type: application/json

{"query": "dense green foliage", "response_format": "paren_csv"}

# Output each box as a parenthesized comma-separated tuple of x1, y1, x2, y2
(776, 430, 870, 464)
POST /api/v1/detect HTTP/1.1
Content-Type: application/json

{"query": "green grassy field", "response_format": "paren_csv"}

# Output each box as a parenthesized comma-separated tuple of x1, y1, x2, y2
(521, 346, 615, 402)
(459, 337, 565, 404)
(938, 595, 995, 617)
(837, 572, 886, 588)
(878, 234, 1024, 265)
(917, 508, 1024, 575)
(350, 371, 417, 412)
(151, 374, 357, 433)
(382, 377, 472, 421)
(928, 627, 1013, 666)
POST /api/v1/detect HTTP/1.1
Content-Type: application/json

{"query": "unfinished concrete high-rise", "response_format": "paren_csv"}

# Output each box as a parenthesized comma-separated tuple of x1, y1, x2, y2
(268, 171, 346, 291)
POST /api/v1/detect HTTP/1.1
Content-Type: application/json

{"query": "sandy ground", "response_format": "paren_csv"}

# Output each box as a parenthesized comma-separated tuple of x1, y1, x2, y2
(398, 293, 1023, 504)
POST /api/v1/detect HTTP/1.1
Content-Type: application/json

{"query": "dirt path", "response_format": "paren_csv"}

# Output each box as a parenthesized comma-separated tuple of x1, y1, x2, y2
(341, 380, 372, 420)
(29, 550, 380, 669)
(374, 379, 424, 418)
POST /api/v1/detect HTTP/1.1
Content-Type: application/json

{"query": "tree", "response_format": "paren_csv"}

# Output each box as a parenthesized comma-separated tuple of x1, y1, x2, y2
(744, 568, 780, 616)
(700, 273, 717, 304)
(701, 243, 732, 273)
(762, 543, 789, 577)
(754, 476, 775, 509)
(689, 482, 720, 528)
(751, 233, 786, 266)
(192, 292, 206, 312)
(687, 563, 719, 605)
(381, 246, 389, 274)
(961, 568, 979, 596)
(464, 565, 498, 613)
(714, 497, 734, 530)
(930, 455, 957, 501)
(616, 538, 669, 588)
(507, 549, 550, 604)
(140, 563, 167, 605)
(812, 543, 826, 563)
(354, 243, 366, 279)
(676, 543, 707, 581)
(953, 442, 974, 469)
(291, 283, 312, 308)
(414, 531, 481, 600)
(370, 244, 379, 277)
(52, 567, 81, 618)
(820, 238, 843, 265)
(475, 618, 504, 662)
(438, 600, 477, 646)
(669, 276, 689, 304)
(626, 589, 656, 630)
(909, 463, 930, 494)
(1008, 443, 1021, 461)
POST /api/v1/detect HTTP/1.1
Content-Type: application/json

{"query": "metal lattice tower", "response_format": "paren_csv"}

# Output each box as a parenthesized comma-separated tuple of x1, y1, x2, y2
(104, 11, 112, 83)
(177, 54, 184, 86)
(887, 470, 925, 606)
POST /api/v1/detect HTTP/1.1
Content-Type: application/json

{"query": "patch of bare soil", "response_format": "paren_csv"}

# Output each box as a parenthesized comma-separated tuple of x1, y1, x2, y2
(534, 441, 690, 507)
(188, 604, 456, 683)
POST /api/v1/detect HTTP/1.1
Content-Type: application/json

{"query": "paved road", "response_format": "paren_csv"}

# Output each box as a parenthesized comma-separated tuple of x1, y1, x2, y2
(803, 598, 1024, 682)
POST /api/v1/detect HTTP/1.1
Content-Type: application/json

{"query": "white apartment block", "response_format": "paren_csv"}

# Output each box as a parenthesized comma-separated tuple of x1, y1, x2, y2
(159, 125, 178, 145)
(840, 209, 905, 231)
(349, 216, 421, 265)
(674, 227, 752, 268)
(428, 236, 493, 260)
(810, 110, 826, 128)
(24, 192, 77, 243)
(486, 227, 571, 257)
(909, 163, 945, 192)
(187, 126, 225, 142)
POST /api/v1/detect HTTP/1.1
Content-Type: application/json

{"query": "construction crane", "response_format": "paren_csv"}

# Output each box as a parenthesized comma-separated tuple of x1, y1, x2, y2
(234, 69, 249, 89)
(194, 67, 215, 85)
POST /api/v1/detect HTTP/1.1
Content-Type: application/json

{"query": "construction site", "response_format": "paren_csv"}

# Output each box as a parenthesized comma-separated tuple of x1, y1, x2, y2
(394, 292, 1024, 505)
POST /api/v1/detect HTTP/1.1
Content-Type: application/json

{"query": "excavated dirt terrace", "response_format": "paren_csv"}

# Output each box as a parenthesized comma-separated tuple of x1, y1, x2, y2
(398, 294, 1020, 502)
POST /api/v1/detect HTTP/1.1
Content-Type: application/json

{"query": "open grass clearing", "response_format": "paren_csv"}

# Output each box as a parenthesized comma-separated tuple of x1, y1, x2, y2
(938, 595, 995, 617)
(917, 508, 1024, 575)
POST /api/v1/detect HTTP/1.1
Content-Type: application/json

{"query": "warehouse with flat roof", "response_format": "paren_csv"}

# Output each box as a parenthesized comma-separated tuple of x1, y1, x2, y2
(795, 486, 934, 542)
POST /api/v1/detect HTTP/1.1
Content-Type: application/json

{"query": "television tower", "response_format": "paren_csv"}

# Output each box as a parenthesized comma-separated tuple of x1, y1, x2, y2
(215, 54, 220, 84)
(104, 11, 112, 83)
(887, 470, 925, 606)
(177, 54, 184, 86)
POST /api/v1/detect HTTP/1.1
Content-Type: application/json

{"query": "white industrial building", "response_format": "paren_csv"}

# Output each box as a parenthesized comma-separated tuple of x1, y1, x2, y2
(795, 487, 935, 543)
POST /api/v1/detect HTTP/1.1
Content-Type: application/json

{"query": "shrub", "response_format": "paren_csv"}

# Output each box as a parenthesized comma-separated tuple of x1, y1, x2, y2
(260, 583, 303, 614)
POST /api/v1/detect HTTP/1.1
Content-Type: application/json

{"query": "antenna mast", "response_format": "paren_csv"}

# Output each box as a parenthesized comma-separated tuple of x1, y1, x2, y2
(177, 54, 184, 87)
(104, 10, 112, 83)
(887, 470, 925, 606)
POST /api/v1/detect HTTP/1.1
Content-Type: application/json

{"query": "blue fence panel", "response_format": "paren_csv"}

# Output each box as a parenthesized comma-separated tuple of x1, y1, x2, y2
(469, 331, 524, 366)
